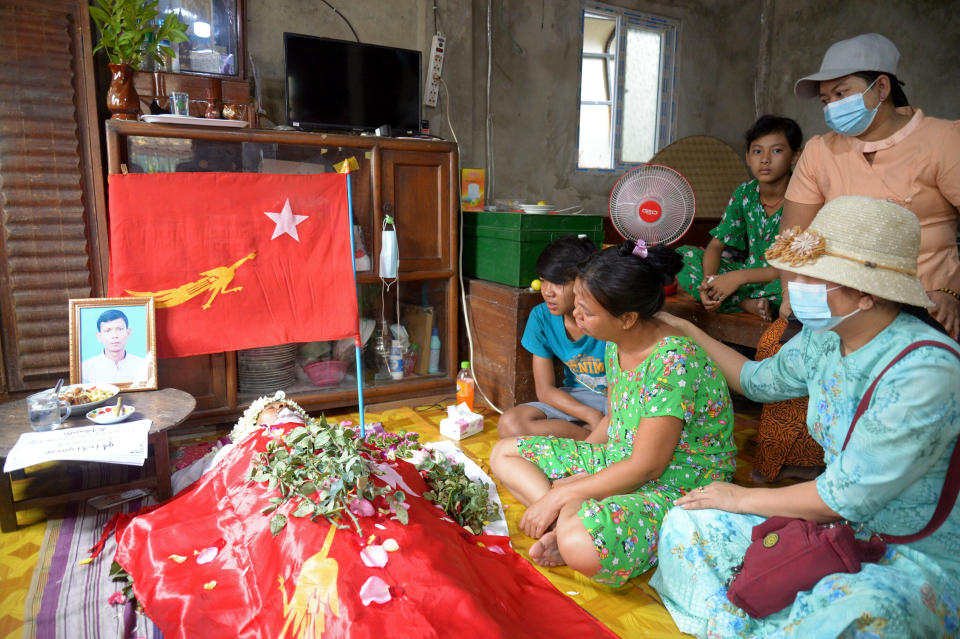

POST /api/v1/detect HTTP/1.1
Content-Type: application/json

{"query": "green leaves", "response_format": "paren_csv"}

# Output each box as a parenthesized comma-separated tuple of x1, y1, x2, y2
(249, 417, 500, 538)
(269, 513, 287, 537)
(89, 0, 187, 68)
(420, 453, 501, 535)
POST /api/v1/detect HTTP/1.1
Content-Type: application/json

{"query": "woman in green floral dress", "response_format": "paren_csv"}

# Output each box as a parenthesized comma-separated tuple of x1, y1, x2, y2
(490, 242, 737, 587)
(676, 115, 802, 320)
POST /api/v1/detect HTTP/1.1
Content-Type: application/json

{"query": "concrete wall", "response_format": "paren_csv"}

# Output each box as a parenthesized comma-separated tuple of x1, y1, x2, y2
(760, 0, 960, 142)
(243, 0, 960, 216)
(470, 0, 761, 214)
(245, 0, 475, 142)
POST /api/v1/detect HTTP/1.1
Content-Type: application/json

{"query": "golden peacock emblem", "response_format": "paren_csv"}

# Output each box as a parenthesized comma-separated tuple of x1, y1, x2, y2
(277, 524, 341, 638)
(125, 252, 256, 310)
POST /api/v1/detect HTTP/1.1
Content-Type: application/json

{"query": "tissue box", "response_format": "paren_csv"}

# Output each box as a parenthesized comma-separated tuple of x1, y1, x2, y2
(439, 403, 484, 440)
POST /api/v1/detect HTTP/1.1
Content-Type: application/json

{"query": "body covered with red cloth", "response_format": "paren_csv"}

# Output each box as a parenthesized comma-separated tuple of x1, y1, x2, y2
(107, 172, 358, 358)
(112, 424, 616, 639)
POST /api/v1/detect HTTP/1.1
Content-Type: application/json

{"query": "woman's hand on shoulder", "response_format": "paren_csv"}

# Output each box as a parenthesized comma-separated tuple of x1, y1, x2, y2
(655, 311, 693, 336)
(674, 481, 747, 513)
(928, 290, 960, 339)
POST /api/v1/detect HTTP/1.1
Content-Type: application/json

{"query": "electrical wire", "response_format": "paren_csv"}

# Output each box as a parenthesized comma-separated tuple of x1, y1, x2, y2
(439, 78, 458, 145)
(458, 205, 503, 415)
(318, 0, 360, 42)
(485, 0, 495, 203)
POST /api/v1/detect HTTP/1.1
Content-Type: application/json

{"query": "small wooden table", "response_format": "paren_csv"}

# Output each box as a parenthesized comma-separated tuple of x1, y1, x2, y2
(0, 388, 196, 532)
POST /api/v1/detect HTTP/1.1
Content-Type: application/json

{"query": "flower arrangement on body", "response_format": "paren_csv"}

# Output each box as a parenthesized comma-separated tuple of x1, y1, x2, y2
(238, 394, 501, 537)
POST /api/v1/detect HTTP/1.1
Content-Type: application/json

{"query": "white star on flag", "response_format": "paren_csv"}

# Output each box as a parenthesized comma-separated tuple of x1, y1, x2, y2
(264, 198, 309, 241)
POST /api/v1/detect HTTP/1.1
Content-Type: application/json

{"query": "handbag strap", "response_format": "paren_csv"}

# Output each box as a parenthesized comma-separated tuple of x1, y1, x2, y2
(840, 339, 960, 544)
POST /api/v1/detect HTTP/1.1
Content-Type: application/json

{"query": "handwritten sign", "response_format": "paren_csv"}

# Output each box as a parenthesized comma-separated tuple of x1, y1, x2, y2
(2, 420, 151, 473)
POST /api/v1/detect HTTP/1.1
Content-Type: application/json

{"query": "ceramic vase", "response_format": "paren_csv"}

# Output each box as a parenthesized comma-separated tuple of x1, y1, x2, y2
(107, 63, 139, 120)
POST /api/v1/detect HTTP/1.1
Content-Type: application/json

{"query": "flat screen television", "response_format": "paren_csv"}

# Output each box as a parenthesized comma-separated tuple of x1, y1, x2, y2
(284, 33, 422, 134)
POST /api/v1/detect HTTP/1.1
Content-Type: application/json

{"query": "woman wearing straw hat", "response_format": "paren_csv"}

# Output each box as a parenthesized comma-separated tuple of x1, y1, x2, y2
(649, 196, 960, 637)
(782, 33, 960, 339)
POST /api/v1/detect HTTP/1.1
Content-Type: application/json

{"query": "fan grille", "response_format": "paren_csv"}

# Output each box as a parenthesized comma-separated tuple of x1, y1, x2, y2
(609, 164, 695, 246)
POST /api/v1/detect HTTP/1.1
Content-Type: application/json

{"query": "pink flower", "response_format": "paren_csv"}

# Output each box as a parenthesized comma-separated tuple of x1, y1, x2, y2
(108, 591, 127, 605)
(349, 498, 375, 517)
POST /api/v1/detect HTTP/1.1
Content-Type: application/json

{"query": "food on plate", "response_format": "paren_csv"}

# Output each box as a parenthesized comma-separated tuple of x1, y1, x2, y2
(59, 385, 114, 406)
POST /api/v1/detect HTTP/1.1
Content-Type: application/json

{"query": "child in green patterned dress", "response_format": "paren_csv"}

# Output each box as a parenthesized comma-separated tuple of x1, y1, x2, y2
(490, 241, 737, 587)
(676, 115, 802, 320)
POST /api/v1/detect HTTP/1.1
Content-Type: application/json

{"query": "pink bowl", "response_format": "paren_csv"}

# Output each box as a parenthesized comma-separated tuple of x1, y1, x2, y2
(304, 360, 348, 387)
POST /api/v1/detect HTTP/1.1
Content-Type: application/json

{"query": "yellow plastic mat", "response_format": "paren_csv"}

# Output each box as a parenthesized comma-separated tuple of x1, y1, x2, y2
(0, 404, 768, 638)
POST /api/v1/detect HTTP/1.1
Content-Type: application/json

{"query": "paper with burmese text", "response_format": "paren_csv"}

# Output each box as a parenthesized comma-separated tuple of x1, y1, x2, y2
(3, 420, 150, 472)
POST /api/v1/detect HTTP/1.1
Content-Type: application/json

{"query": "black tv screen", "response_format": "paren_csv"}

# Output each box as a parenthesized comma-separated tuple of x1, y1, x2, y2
(284, 33, 422, 134)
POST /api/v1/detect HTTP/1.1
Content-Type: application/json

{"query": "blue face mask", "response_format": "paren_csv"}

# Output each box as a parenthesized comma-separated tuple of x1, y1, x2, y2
(788, 281, 860, 333)
(823, 78, 879, 136)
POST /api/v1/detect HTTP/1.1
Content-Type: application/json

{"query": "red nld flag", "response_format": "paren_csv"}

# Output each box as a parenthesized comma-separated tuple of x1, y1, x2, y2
(112, 427, 617, 639)
(107, 173, 358, 358)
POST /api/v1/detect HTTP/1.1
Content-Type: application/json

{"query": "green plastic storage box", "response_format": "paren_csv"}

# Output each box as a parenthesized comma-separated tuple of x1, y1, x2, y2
(462, 210, 605, 288)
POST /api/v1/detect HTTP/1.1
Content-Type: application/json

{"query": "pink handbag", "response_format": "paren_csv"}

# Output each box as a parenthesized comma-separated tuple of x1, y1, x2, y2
(726, 340, 960, 618)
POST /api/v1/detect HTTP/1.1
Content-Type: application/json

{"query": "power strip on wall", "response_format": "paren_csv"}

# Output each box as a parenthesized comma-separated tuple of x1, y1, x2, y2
(423, 32, 446, 108)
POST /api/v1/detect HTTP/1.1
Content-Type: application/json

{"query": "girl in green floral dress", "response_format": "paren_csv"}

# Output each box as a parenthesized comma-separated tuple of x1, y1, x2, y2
(676, 115, 802, 320)
(490, 242, 737, 587)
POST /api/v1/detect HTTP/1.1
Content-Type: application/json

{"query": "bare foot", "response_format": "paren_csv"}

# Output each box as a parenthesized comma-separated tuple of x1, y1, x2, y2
(529, 530, 566, 567)
(740, 298, 773, 321)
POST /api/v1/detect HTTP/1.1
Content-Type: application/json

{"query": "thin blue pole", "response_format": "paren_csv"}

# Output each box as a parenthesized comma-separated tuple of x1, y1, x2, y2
(344, 172, 365, 437)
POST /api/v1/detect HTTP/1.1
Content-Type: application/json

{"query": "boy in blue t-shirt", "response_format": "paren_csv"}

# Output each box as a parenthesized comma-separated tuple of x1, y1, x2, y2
(497, 236, 607, 440)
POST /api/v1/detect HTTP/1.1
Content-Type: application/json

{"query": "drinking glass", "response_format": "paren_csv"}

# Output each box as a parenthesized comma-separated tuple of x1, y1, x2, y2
(26, 390, 72, 431)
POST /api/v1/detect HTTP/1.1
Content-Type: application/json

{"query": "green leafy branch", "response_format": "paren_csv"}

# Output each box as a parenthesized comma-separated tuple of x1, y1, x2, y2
(89, 0, 188, 68)
(250, 417, 408, 536)
(250, 419, 501, 537)
(419, 450, 501, 535)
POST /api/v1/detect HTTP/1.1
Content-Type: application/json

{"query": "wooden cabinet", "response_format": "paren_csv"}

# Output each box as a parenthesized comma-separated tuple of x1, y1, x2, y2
(463, 278, 542, 409)
(101, 121, 459, 424)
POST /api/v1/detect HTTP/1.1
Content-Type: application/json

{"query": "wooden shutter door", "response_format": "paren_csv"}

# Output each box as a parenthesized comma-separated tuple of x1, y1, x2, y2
(0, 0, 106, 394)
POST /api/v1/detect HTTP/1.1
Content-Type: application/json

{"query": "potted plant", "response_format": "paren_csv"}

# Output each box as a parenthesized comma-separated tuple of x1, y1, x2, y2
(89, 0, 188, 120)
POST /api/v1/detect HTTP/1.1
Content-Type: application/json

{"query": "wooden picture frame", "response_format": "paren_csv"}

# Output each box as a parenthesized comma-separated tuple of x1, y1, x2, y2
(69, 297, 158, 391)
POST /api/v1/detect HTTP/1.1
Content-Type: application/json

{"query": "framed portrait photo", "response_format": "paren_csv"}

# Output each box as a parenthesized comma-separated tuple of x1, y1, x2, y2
(69, 297, 158, 391)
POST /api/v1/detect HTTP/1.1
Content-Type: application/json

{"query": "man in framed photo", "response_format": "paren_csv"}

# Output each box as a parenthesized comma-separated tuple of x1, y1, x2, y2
(81, 309, 151, 385)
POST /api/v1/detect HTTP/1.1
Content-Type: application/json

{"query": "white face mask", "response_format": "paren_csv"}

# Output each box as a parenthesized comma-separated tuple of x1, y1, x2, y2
(788, 281, 860, 333)
(275, 406, 305, 425)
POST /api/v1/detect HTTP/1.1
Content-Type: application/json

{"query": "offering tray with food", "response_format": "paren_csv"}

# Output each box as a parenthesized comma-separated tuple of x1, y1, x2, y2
(58, 384, 120, 413)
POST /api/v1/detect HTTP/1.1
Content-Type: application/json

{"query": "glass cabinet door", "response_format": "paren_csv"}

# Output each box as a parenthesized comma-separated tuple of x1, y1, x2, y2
(235, 279, 450, 403)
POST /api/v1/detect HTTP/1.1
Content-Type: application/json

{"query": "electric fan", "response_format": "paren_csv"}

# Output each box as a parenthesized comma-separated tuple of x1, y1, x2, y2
(608, 164, 695, 246)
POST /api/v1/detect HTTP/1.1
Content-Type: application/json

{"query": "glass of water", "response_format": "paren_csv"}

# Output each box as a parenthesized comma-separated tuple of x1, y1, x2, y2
(26, 390, 72, 431)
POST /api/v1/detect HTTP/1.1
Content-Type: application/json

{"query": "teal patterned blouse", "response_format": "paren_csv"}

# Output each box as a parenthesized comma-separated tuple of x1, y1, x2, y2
(740, 313, 960, 562)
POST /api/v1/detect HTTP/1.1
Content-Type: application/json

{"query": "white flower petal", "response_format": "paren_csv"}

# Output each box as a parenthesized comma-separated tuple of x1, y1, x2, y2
(196, 546, 219, 565)
(360, 545, 389, 568)
(360, 576, 392, 606)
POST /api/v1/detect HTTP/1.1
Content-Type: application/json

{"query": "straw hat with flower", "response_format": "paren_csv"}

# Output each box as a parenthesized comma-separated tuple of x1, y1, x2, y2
(765, 195, 932, 308)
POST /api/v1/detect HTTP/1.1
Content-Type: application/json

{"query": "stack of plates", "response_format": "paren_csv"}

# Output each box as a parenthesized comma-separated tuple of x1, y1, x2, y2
(518, 203, 553, 214)
(238, 344, 299, 394)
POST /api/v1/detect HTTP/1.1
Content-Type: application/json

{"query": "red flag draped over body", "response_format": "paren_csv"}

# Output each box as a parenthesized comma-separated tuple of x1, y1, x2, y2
(112, 426, 617, 639)
(107, 173, 358, 358)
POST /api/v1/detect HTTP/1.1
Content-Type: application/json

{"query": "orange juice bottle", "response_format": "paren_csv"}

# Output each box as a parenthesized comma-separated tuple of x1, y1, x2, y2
(456, 361, 475, 411)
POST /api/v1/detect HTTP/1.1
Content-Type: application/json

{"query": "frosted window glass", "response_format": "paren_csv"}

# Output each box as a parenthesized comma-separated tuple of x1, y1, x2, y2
(621, 29, 662, 163)
(580, 58, 611, 101)
(578, 104, 612, 168)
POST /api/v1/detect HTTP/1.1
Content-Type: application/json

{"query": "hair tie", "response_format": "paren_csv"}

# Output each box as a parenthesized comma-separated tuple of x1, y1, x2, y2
(632, 240, 648, 258)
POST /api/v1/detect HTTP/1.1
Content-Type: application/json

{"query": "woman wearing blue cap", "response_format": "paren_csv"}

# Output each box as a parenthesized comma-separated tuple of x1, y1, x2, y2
(781, 33, 960, 340)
